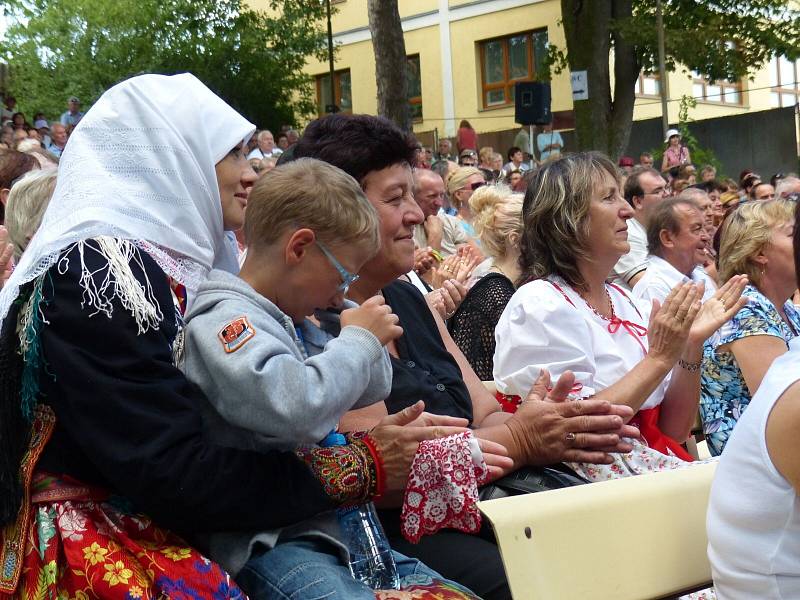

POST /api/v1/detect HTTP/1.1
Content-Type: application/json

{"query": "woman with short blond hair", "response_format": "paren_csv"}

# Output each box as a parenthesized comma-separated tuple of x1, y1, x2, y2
(446, 166, 486, 241)
(4, 168, 57, 260)
(701, 199, 800, 455)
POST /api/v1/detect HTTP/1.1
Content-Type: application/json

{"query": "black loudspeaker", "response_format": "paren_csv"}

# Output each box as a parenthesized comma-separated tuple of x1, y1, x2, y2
(515, 82, 551, 126)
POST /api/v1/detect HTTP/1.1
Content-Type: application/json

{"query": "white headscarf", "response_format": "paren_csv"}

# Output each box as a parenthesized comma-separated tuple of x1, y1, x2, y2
(0, 73, 255, 323)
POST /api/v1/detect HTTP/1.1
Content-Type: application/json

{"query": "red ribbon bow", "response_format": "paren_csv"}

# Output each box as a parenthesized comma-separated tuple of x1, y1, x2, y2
(607, 316, 648, 354)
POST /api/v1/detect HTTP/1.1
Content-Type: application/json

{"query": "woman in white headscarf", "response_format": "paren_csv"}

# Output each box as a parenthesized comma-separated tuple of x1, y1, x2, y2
(0, 74, 469, 600)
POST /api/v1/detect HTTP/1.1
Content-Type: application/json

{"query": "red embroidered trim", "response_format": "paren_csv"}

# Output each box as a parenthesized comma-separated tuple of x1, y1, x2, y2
(0, 405, 56, 593)
(362, 433, 386, 501)
(401, 432, 486, 543)
(549, 279, 648, 356)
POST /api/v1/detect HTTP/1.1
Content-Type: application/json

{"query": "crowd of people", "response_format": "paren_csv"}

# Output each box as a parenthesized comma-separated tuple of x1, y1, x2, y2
(1, 74, 800, 600)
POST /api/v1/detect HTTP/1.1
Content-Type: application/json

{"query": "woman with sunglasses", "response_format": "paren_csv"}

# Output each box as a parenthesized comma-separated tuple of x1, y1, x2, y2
(446, 166, 486, 243)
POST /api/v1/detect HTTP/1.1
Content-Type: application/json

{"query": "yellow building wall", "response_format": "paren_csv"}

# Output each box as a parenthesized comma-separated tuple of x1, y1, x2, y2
(447, 1, 569, 134)
(304, 24, 445, 129)
(633, 67, 777, 126)
(250, 0, 784, 137)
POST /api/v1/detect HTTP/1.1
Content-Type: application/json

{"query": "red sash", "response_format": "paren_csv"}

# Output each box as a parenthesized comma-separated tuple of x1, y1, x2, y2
(629, 405, 695, 462)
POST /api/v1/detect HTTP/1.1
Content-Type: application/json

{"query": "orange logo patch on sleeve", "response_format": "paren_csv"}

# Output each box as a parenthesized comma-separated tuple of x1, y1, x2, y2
(218, 316, 256, 353)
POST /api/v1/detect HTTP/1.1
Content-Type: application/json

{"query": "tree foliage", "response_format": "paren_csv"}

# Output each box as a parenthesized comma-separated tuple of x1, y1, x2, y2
(551, 0, 800, 159)
(0, 0, 328, 129)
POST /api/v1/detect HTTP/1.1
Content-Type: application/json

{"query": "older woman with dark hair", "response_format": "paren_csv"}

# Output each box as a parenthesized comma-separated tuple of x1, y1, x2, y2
(494, 152, 746, 476)
(294, 116, 641, 600)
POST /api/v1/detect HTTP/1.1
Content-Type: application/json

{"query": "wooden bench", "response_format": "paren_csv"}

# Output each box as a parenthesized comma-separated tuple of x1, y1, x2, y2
(479, 461, 717, 599)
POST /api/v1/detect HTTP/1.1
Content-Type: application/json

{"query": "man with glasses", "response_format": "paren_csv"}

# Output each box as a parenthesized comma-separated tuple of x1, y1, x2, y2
(458, 149, 478, 167)
(612, 167, 669, 288)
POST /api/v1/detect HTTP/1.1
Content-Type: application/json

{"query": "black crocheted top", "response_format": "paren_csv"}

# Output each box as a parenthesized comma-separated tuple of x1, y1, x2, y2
(448, 272, 516, 381)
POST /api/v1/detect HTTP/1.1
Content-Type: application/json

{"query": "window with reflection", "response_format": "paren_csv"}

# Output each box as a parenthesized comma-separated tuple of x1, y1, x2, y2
(479, 30, 548, 108)
(769, 55, 799, 108)
(406, 55, 423, 121)
(691, 71, 742, 105)
(315, 70, 352, 116)
(636, 72, 661, 97)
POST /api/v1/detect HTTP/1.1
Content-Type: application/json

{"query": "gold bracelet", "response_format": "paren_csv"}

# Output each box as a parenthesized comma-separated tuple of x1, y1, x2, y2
(678, 358, 702, 372)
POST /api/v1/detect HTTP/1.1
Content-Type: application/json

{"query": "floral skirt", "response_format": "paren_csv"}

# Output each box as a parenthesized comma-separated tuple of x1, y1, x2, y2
(1, 408, 478, 600)
(9, 473, 246, 600)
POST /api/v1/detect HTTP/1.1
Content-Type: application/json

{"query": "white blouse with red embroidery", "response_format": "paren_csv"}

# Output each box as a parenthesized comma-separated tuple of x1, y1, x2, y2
(493, 276, 671, 409)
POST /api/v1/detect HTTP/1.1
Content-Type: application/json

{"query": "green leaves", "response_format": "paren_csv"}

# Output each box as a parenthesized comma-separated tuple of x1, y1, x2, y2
(0, 0, 328, 129)
(626, 0, 800, 81)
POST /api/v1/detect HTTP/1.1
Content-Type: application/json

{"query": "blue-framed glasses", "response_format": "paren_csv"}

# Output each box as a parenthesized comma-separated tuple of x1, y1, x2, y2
(317, 241, 359, 294)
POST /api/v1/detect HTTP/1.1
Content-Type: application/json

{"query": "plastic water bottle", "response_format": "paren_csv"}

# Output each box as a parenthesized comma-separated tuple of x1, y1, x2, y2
(321, 431, 400, 590)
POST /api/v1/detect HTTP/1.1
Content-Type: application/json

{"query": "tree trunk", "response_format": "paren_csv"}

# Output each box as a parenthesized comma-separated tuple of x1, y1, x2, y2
(560, 0, 639, 160)
(367, 0, 411, 132)
(608, 0, 640, 160)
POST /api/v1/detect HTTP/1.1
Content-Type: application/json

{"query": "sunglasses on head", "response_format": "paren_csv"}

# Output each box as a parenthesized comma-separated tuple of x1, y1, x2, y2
(470, 181, 486, 191)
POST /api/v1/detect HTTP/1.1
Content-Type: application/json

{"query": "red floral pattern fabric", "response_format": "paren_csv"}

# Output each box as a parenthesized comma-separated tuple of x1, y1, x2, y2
(15, 473, 246, 600)
(401, 432, 487, 544)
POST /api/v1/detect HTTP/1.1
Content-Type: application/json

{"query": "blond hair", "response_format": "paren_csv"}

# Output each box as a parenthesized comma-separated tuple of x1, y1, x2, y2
(478, 146, 494, 165)
(519, 152, 619, 290)
(718, 199, 795, 286)
(446, 166, 482, 209)
(469, 184, 523, 260)
(244, 158, 380, 257)
(5, 168, 57, 260)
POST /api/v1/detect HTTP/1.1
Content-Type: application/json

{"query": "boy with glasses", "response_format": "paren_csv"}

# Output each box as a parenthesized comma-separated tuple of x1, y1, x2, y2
(179, 157, 481, 598)
(181, 157, 401, 449)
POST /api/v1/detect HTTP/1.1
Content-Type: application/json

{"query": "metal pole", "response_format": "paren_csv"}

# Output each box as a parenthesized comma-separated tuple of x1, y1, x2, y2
(529, 125, 535, 163)
(656, 0, 669, 137)
(326, 0, 337, 113)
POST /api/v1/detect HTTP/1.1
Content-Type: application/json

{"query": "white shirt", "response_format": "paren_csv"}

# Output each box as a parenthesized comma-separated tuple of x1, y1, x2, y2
(413, 213, 469, 258)
(246, 147, 282, 161)
(632, 254, 716, 314)
(493, 277, 669, 409)
(612, 217, 648, 288)
(707, 337, 800, 599)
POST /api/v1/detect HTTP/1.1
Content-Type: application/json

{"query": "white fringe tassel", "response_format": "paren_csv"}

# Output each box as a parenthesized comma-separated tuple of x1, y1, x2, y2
(66, 237, 163, 334)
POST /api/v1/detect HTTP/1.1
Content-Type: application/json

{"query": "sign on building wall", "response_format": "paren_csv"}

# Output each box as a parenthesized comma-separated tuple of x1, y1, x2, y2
(571, 71, 588, 101)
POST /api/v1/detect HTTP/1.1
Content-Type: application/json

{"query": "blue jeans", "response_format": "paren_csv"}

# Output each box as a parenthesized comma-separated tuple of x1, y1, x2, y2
(236, 539, 472, 600)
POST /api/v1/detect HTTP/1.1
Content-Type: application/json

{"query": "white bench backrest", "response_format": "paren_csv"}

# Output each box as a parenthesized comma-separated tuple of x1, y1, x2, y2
(479, 461, 717, 599)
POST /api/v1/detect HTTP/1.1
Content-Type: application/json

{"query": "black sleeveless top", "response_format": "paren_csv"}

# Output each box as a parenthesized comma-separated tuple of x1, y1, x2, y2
(382, 280, 474, 423)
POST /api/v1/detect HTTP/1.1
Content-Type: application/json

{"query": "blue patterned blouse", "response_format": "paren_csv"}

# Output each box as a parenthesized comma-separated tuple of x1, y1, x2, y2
(700, 285, 800, 456)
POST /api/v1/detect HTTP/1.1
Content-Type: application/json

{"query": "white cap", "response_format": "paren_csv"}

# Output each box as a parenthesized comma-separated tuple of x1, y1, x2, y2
(664, 128, 681, 143)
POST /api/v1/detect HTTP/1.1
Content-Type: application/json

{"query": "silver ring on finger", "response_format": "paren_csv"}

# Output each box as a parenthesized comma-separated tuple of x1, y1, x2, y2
(565, 431, 577, 444)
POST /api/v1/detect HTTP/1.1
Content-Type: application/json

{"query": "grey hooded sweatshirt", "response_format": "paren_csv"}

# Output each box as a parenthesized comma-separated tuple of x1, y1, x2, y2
(181, 268, 392, 574)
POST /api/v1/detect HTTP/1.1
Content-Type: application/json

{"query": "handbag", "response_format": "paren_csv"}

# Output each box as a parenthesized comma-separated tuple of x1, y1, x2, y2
(478, 464, 588, 501)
